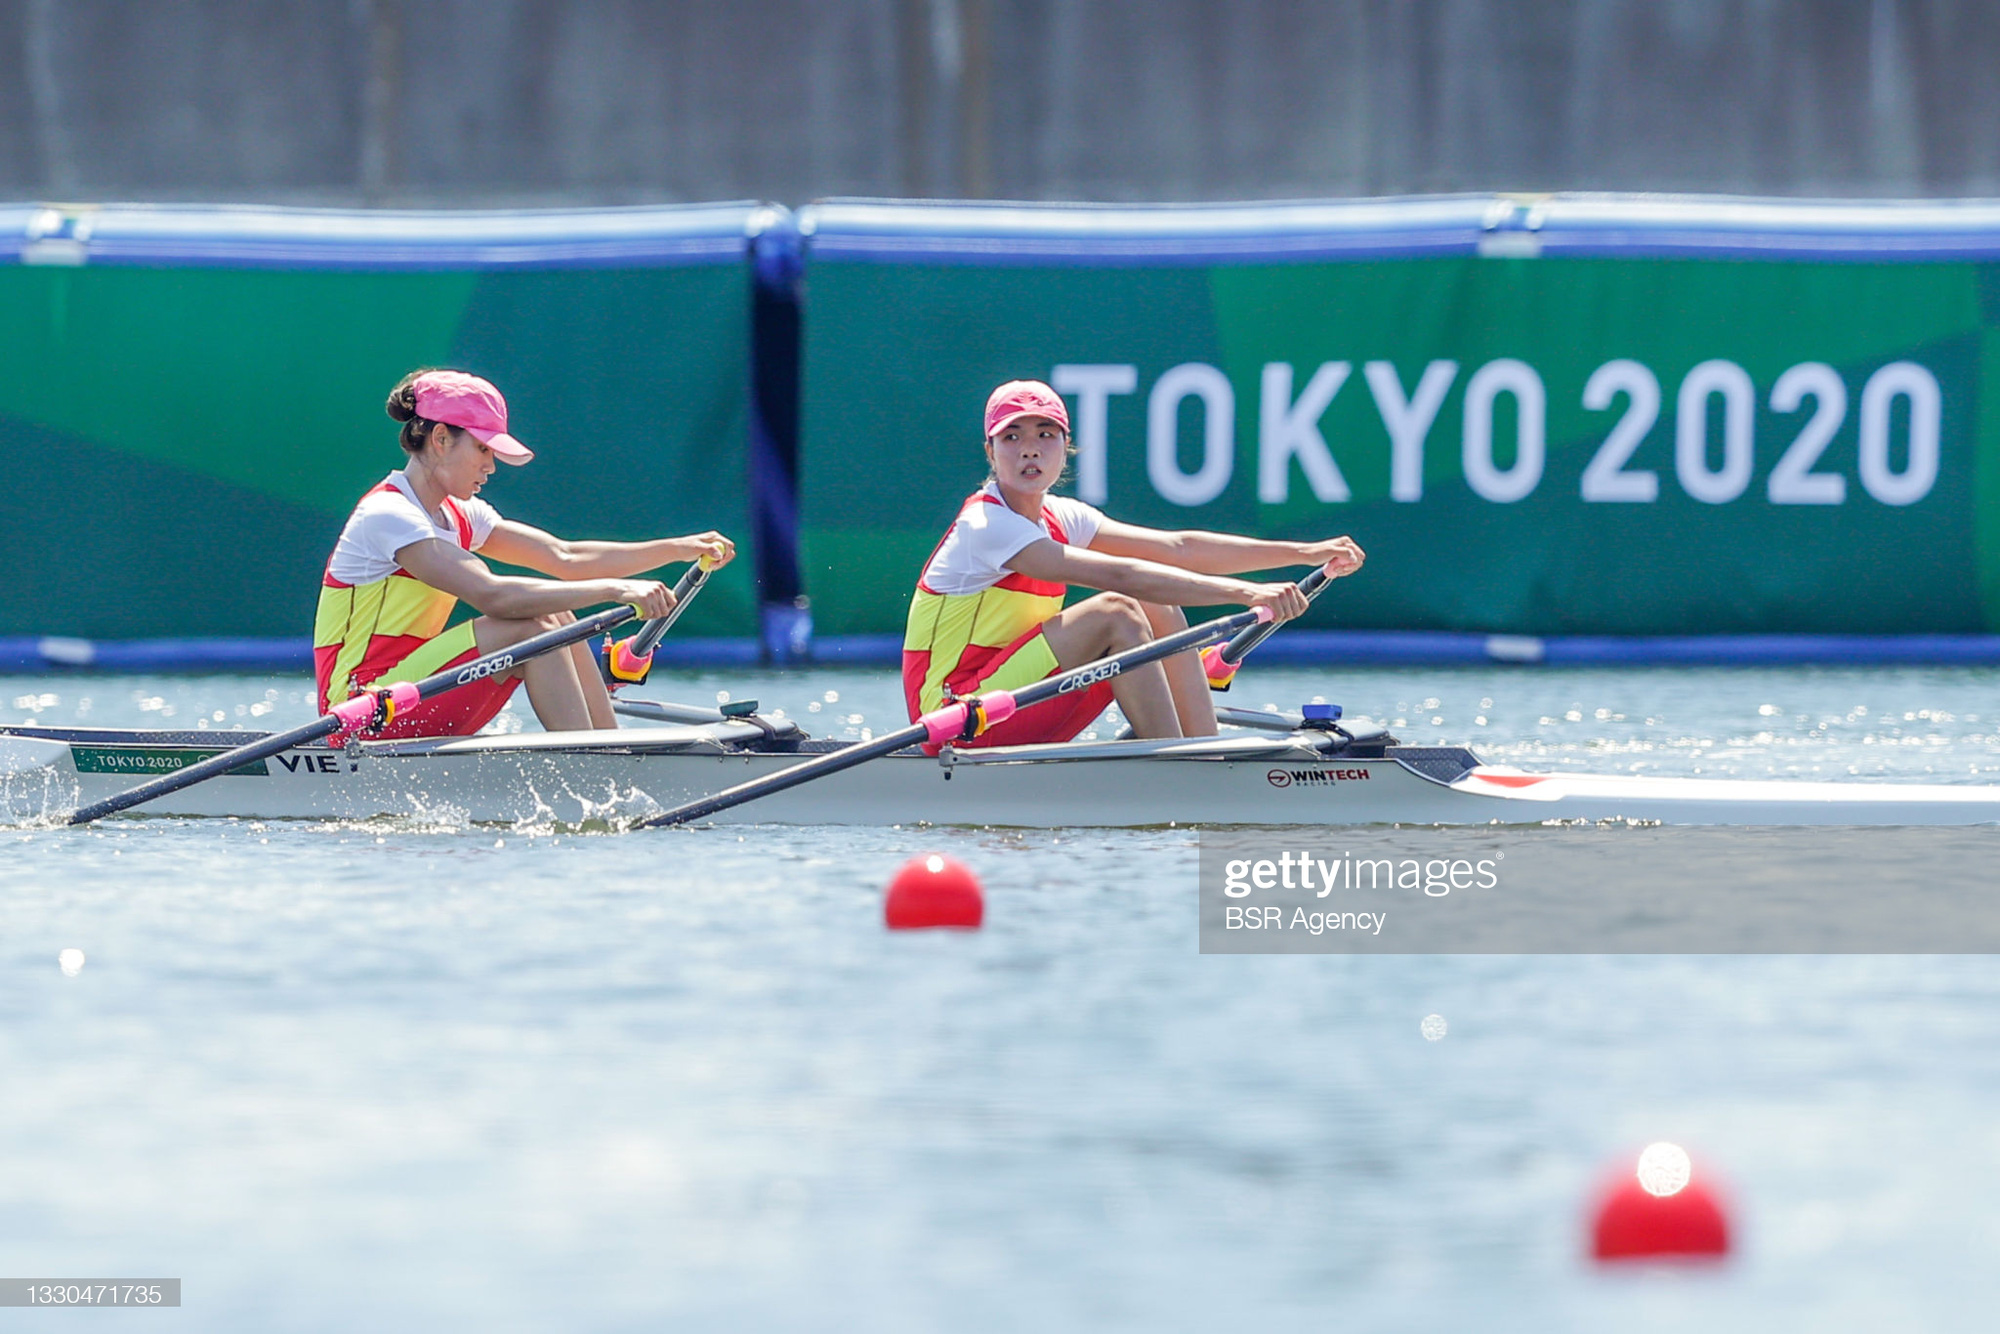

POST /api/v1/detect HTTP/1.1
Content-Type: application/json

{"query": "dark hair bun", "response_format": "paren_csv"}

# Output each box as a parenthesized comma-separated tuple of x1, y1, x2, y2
(385, 383, 418, 423)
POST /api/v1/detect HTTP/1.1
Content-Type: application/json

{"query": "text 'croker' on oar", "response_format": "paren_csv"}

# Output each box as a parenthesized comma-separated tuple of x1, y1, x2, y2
(67, 602, 644, 826)
(636, 603, 1277, 830)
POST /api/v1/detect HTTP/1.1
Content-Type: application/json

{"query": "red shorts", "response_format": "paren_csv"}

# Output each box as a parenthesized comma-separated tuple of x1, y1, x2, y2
(909, 626, 1115, 754)
(366, 660, 520, 740)
(349, 626, 522, 741)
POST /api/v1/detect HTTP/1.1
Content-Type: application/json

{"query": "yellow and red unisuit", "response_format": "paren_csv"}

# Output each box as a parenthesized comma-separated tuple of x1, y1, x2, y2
(313, 481, 518, 739)
(902, 490, 1113, 752)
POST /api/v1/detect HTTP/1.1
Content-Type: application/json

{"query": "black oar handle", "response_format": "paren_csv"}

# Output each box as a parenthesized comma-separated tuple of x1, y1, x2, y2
(1216, 563, 1333, 667)
(628, 555, 718, 658)
(67, 603, 639, 825)
(636, 606, 1266, 830)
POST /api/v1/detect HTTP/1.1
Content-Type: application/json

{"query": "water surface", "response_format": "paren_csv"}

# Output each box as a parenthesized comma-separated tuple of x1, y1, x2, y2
(3, 666, 1997, 1330)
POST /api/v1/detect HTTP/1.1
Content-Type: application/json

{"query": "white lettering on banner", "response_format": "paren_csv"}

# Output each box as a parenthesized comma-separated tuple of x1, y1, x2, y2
(1676, 359, 1755, 504)
(1766, 362, 1847, 505)
(1364, 359, 1457, 502)
(1081, 357, 1941, 511)
(1580, 359, 1660, 502)
(1858, 361, 1941, 506)
(1050, 363, 1137, 505)
(1461, 359, 1545, 503)
(1147, 362, 1234, 506)
(1257, 361, 1351, 503)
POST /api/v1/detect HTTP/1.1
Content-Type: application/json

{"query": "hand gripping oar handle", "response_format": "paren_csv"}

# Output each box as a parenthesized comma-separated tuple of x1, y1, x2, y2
(67, 603, 641, 825)
(632, 555, 717, 656)
(600, 555, 717, 687)
(636, 604, 1273, 830)
(1201, 562, 1335, 692)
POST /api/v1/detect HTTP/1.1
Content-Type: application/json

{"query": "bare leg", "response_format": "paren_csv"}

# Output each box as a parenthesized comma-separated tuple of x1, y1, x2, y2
(473, 613, 598, 732)
(566, 638, 618, 728)
(1038, 593, 1182, 739)
(1140, 602, 1217, 736)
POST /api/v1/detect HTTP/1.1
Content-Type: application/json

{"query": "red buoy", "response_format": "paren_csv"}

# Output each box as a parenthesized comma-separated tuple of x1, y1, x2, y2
(1591, 1143, 1731, 1262)
(884, 854, 985, 930)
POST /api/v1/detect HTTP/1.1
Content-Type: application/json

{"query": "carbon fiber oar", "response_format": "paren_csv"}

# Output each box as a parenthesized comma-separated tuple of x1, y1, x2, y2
(598, 554, 719, 687)
(636, 605, 1274, 829)
(1201, 561, 1336, 691)
(67, 603, 642, 825)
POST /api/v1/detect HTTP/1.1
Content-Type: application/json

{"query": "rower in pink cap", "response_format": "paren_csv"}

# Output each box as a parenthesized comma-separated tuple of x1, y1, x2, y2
(314, 368, 734, 739)
(903, 379, 1364, 749)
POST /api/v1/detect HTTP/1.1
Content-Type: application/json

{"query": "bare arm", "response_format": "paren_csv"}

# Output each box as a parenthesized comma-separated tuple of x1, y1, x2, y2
(477, 520, 735, 580)
(1090, 517, 1363, 578)
(1006, 538, 1299, 613)
(395, 538, 675, 620)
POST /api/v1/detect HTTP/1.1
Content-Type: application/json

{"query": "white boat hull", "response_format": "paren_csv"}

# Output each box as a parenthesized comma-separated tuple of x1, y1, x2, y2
(7, 722, 2000, 827)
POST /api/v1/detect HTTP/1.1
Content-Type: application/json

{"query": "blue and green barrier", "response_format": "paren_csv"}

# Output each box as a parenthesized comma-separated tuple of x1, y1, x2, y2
(12, 194, 2000, 672)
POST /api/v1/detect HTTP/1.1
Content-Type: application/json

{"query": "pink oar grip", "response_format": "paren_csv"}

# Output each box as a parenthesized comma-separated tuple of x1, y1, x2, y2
(607, 637, 653, 684)
(327, 681, 423, 743)
(1200, 643, 1239, 688)
(328, 694, 375, 730)
(381, 681, 421, 723)
(976, 691, 1017, 730)
(918, 690, 1020, 746)
(326, 693, 379, 745)
(920, 702, 970, 746)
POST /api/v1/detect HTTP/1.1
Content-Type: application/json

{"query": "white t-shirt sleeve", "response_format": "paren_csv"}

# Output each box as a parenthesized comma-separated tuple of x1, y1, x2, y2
(1043, 496, 1104, 550)
(460, 496, 501, 551)
(325, 482, 503, 585)
(327, 499, 440, 585)
(921, 500, 1054, 595)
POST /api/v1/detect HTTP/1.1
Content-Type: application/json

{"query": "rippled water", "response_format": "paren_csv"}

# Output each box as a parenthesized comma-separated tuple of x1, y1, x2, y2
(3, 666, 1999, 1330)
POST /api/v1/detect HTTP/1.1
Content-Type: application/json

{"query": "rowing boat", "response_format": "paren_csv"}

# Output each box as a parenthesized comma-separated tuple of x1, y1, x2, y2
(6, 701, 2000, 826)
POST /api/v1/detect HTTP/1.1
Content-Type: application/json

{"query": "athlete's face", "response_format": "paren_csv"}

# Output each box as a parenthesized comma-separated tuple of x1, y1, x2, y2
(985, 415, 1068, 495)
(424, 425, 497, 499)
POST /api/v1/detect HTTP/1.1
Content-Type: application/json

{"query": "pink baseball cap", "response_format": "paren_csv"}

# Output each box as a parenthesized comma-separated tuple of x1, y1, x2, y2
(412, 370, 533, 464)
(984, 379, 1070, 438)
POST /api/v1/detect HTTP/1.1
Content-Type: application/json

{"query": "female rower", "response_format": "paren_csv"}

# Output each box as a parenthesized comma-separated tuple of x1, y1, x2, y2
(314, 369, 734, 739)
(903, 378, 1364, 748)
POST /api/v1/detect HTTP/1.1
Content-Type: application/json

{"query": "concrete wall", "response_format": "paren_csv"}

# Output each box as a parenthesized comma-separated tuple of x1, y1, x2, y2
(1, 0, 1996, 205)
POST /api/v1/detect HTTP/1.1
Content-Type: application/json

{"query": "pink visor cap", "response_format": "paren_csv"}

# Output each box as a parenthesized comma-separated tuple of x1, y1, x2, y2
(984, 380, 1070, 438)
(412, 370, 534, 464)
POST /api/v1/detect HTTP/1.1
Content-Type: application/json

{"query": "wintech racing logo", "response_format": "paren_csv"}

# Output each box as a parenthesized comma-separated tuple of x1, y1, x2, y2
(1267, 767, 1371, 788)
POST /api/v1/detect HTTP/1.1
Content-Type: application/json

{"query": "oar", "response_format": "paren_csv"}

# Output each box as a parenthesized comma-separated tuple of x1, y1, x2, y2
(1201, 562, 1336, 691)
(67, 603, 643, 825)
(637, 604, 1276, 830)
(599, 554, 718, 687)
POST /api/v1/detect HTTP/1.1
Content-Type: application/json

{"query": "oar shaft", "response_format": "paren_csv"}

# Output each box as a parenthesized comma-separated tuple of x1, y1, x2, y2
(1217, 564, 1331, 667)
(67, 603, 639, 825)
(1201, 563, 1337, 691)
(638, 607, 1265, 829)
(629, 557, 716, 657)
(65, 713, 347, 825)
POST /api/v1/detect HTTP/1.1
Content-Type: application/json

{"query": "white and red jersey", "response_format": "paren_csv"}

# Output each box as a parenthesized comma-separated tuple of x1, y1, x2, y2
(324, 471, 500, 586)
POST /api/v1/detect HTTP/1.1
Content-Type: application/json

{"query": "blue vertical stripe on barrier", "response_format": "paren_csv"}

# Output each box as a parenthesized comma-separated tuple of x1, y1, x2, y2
(750, 208, 809, 661)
